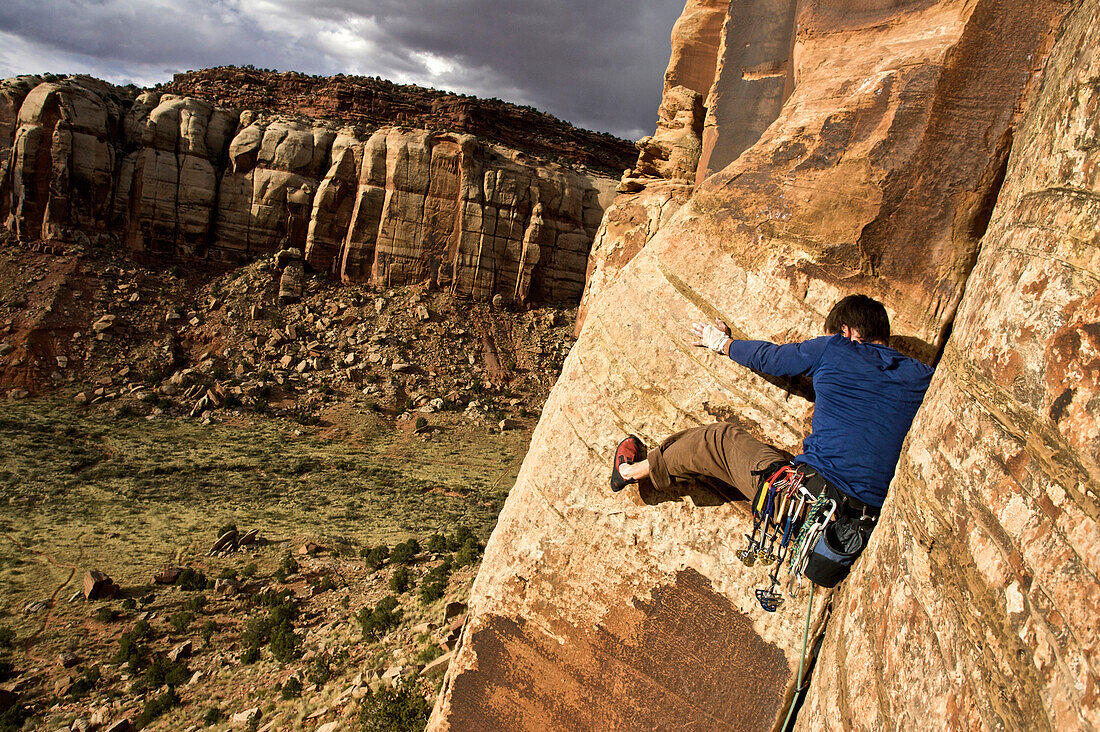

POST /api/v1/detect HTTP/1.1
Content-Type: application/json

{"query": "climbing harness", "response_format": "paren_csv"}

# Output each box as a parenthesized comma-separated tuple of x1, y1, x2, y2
(741, 462, 876, 612)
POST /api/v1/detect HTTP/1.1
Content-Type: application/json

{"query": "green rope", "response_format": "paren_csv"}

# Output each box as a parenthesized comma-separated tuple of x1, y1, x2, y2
(783, 582, 816, 732)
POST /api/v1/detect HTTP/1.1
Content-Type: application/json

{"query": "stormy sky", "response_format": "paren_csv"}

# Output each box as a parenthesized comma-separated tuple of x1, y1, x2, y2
(0, 1, 686, 140)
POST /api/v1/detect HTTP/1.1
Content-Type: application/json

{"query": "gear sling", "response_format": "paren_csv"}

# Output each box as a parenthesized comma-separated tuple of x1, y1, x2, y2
(742, 462, 879, 612)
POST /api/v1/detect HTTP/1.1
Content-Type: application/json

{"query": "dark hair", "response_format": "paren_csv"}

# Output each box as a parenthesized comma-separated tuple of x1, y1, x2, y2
(825, 295, 890, 343)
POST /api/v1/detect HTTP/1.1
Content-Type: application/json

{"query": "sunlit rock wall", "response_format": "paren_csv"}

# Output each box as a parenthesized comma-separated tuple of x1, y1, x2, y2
(430, 0, 1071, 729)
(799, 2, 1099, 728)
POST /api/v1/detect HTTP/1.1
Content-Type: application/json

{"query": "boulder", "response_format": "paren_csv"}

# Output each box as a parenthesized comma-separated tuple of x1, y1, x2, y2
(444, 602, 467, 623)
(279, 261, 305, 303)
(209, 529, 238, 554)
(799, 2, 1100, 729)
(0, 688, 15, 715)
(153, 566, 183, 585)
(214, 578, 243, 596)
(91, 315, 116, 333)
(83, 570, 119, 600)
(168, 640, 192, 662)
(57, 651, 81, 668)
(421, 651, 453, 679)
(231, 707, 261, 725)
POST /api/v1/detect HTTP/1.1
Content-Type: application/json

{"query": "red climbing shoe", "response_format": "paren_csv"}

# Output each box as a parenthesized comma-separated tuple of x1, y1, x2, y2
(610, 435, 646, 492)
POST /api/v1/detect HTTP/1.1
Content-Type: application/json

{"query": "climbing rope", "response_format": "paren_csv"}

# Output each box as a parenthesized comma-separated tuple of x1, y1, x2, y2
(782, 582, 816, 731)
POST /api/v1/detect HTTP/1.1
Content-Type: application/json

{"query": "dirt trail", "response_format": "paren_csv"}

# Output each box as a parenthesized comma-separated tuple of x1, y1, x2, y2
(4, 532, 83, 658)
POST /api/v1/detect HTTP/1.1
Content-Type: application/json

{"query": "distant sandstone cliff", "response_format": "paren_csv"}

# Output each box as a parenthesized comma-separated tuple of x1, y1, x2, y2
(433, 1, 1096, 730)
(0, 71, 622, 305)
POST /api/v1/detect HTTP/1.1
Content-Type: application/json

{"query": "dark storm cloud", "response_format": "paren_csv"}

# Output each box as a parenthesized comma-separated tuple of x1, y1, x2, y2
(0, 0, 685, 139)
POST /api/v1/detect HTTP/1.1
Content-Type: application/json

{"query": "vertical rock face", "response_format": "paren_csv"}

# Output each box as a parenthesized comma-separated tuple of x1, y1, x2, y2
(663, 0, 730, 99)
(799, 2, 1100, 729)
(311, 128, 608, 303)
(696, 0, 799, 184)
(5, 78, 124, 242)
(0, 77, 617, 305)
(115, 93, 238, 259)
(431, 1, 1075, 729)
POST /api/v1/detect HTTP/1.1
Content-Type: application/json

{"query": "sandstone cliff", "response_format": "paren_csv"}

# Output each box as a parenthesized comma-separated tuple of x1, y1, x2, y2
(433, 1, 1093, 730)
(1, 73, 619, 305)
(801, 2, 1100, 728)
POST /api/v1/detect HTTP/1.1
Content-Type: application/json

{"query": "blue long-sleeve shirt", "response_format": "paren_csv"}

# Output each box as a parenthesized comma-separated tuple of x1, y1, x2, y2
(727, 334, 934, 507)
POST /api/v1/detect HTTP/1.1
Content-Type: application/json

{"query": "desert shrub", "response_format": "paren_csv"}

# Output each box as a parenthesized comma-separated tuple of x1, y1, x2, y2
(121, 598, 137, 611)
(217, 568, 237, 580)
(136, 687, 179, 728)
(427, 533, 448, 554)
(447, 525, 474, 552)
(67, 666, 101, 699)
(389, 566, 411, 594)
(390, 539, 420, 565)
(414, 416, 427, 430)
(415, 644, 443, 665)
(115, 620, 153, 671)
(0, 701, 29, 731)
(452, 537, 482, 569)
(307, 652, 335, 685)
(310, 573, 337, 593)
(169, 611, 194, 633)
(241, 590, 300, 663)
(418, 557, 453, 606)
(240, 616, 269, 649)
(0, 626, 15, 648)
(274, 552, 299, 581)
(361, 544, 389, 570)
(143, 656, 189, 689)
(280, 675, 303, 699)
(95, 607, 118, 623)
(201, 620, 217, 643)
(359, 680, 432, 732)
(176, 567, 207, 591)
(183, 594, 207, 614)
(202, 707, 223, 725)
(356, 595, 403, 639)
(241, 562, 258, 578)
(269, 625, 301, 662)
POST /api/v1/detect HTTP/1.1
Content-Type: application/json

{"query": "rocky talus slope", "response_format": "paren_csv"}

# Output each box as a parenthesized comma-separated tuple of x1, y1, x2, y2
(433, 1, 1096, 730)
(0, 71, 619, 306)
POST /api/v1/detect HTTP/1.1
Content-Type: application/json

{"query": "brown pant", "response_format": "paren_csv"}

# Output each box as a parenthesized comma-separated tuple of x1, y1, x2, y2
(647, 423, 793, 501)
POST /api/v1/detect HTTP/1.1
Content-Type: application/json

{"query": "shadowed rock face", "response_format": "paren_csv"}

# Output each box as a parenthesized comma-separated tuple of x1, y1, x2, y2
(1, 77, 617, 305)
(431, 1, 1076, 729)
(801, 2, 1100, 728)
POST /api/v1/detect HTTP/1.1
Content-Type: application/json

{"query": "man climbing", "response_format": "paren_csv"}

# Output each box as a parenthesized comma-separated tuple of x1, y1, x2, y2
(611, 295, 934, 522)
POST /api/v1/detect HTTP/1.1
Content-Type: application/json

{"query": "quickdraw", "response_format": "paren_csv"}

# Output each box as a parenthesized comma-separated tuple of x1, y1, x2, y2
(742, 464, 833, 613)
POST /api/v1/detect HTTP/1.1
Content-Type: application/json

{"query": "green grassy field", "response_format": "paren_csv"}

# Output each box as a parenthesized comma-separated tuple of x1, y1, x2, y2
(0, 396, 526, 611)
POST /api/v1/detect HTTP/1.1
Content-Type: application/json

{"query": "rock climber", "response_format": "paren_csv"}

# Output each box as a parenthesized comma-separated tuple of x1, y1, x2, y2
(611, 295, 934, 523)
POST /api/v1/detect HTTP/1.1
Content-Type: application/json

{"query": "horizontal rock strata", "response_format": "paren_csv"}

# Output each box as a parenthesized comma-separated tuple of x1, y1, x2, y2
(431, 0, 1072, 729)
